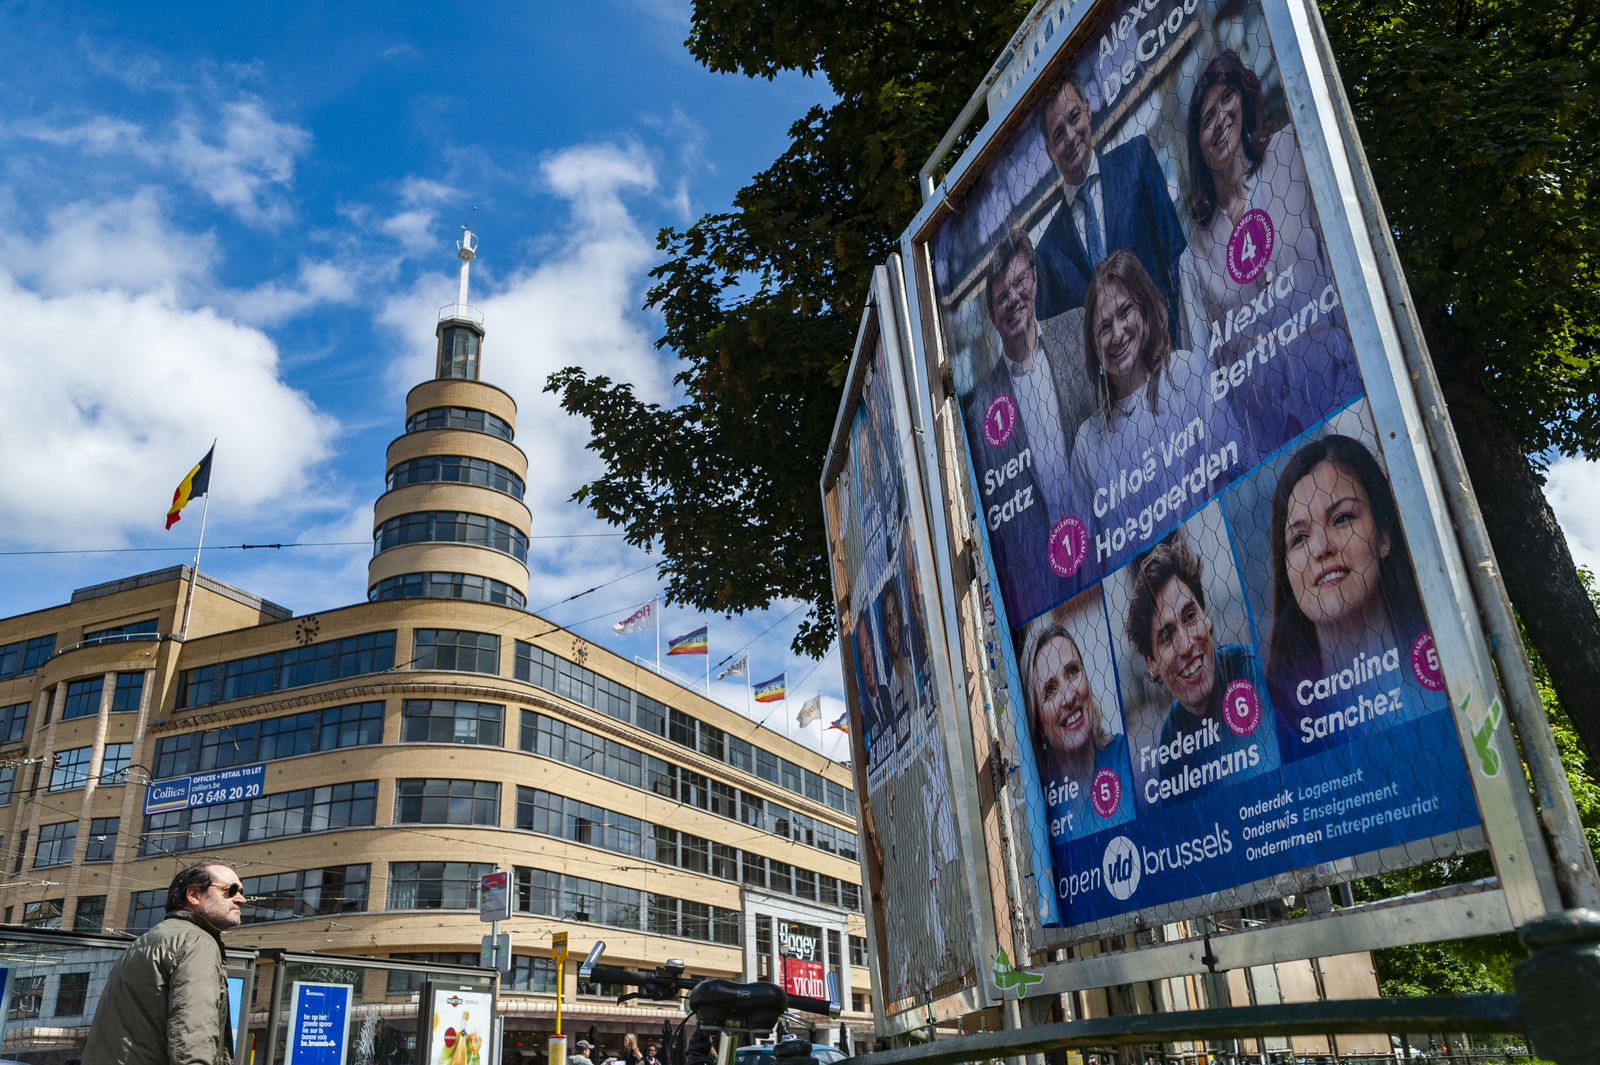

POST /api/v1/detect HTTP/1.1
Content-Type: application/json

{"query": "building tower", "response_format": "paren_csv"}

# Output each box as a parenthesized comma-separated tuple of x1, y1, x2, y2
(368, 228, 532, 609)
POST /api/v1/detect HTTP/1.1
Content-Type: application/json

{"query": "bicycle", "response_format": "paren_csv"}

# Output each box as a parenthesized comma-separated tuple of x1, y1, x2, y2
(578, 942, 843, 1065)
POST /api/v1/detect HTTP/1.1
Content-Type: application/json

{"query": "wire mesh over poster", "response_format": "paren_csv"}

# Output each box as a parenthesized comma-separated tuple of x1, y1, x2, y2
(921, 0, 1493, 943)
(823, 293, 983, 1017)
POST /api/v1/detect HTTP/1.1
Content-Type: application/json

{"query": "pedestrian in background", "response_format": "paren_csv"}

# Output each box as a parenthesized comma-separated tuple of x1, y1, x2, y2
(83, 861, 246, 1065)
(568, 1039, 595, 1065)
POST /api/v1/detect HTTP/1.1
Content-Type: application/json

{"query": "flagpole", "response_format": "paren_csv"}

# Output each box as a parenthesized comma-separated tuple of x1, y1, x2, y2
(178, 440, 216, 642)
(705, 629, 711, 696)
(654, 596, 661, 674)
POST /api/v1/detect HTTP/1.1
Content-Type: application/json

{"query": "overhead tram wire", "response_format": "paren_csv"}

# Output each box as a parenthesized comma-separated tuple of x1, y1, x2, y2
(0, 532, 627, 557)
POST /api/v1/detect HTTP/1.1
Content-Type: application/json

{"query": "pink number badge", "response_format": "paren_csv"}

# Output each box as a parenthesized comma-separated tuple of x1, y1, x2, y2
(1411, 631, 1444, 691)
(1047, 516, 1087, 578)
(983, 394, 1017, 448)
(1091, 768, 1122, 818)
(1222, 679, 1261, 737)
(1226, 208, 1276, 285)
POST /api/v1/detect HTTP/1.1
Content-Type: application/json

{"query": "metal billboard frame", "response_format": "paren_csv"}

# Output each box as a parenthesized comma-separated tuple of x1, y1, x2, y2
(821, 264, 1001, 1029)
(868, 0, 1599, 1024)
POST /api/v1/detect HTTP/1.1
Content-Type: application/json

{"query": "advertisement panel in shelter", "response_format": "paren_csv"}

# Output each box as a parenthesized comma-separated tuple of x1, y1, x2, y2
(928, 0, 1482, 928)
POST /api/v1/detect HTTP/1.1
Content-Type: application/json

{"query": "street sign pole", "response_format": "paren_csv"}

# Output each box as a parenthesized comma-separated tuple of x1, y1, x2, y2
(552, 932, 569, 1037)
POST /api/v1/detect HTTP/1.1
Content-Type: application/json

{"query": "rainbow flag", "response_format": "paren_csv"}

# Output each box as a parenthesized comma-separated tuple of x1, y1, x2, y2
(753, 673, 786, 703)
(827, 712, 850, 734)
(166, 446, 214, 530)
(667, 626, 708, 656)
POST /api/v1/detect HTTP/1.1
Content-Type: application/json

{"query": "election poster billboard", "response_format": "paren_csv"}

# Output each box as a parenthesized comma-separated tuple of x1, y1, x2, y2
(821, 268, 990, 1015)
(906, 0, 1525, 941)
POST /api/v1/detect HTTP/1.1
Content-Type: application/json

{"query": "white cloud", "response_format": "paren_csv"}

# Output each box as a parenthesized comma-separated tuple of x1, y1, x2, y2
(0, 189, 216, 296)
(170, 98, 309, 226)
(4, 98, 311, 229)
(0, 273, 335, 549)
(1545, 455, 1600, 577)
(226, 257, 361, 327)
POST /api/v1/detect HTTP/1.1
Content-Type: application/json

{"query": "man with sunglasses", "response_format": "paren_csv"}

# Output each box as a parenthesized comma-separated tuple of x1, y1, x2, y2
(85, 862, 246, 1065)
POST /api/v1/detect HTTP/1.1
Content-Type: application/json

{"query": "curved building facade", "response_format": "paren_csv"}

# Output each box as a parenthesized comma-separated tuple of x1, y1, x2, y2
(0, 239, 872, 1059)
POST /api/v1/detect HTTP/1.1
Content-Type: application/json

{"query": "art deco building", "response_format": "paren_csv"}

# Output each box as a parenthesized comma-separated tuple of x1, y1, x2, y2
(0, 232, 871, 1057)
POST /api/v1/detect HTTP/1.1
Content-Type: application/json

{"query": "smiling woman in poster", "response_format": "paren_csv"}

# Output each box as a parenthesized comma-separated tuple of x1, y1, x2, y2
(1070, 250, 1246, 568)
(1264, 434, 1442, 761)
(1021, 614, 1134, 839)
(1178, 50, 1362, 460)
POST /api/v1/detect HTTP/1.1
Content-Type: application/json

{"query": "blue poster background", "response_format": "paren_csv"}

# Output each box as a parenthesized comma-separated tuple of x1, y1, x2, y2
(145, 763, 265, 814)
(286, 981, 352, 1065)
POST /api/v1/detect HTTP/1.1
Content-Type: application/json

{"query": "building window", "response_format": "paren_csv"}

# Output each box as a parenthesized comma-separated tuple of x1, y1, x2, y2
(73, 896, 106, 933)
(8, 975, 43, 1019)
(22, 898, 63, 928)
(108, 672, 146, 712)
(83, 618, 159, 646)
(412, 630, 500, 675)
(0, 635, 56, 680)
(756, 749, 779, 784)
(387, 455, 525, 500)
(0, 701, 27, 743)
(154, 701, 385, 778)
(402, 699, 503, 745)
(842, 882, 861, 912)
(405, 406, 513, 441)
(369, 572, 526, 609)
(0, 766, 14, 806)
(828, 929, 843, 986)
(756, 915, 773, 981)
(742, 853, 767, 889)
(100, 743, 133, 785)
(50, 748, 92, 791)
(177, 632, 396, 708)
(517, 788, 642, 856)
(395, 779, 499, 825)
(54, 972, 90, 1017)
(373, 512, 528, 562)
(63, 677, 104, 719)
(437, 325, 480, 379)
(507, 956, 557, 993)
(804, 769, 827, 804)
(387, 862, 495, 910)
(711, 843, 738, 881)
(242, 865, 370, 922)
(781, 759, 804, 795)
(852, 993, 867, 1013)
(511, 867, 738, 946)
(86, 818, 119, 861)
(384, 952, 481, 994)
(728, 736, 753, 772)
(126, 890, 165, 933)
(849, 935, 869, 967)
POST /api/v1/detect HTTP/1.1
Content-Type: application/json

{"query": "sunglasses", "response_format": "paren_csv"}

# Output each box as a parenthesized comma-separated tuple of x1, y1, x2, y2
(213, 882, 246, 898)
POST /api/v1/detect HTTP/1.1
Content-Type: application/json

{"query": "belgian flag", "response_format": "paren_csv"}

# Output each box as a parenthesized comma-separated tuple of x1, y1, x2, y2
(166, 446, 214, 530)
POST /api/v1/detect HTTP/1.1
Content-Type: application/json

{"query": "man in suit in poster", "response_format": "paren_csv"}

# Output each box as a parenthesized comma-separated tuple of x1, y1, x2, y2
(1033, 70, 1189, 348)
(964, 226, 1094, 624)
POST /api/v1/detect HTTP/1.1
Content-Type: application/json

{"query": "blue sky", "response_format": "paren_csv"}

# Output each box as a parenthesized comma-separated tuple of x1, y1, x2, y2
(0, 0, 853, 757)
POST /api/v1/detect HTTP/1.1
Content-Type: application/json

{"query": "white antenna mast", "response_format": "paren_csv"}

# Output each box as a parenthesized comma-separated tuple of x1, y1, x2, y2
(456, 210, 478, 305)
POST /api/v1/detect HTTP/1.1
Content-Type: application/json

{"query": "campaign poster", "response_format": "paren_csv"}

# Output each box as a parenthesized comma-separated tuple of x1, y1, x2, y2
(927, 0, 1481, 930)
(427, 986, 493, 1065)
(285, 982, 353, 1065)
(827, 327, 977, 1007)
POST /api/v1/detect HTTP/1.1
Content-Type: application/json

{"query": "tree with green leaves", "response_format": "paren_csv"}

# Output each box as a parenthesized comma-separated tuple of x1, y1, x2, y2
(547, 0, 1600, 767)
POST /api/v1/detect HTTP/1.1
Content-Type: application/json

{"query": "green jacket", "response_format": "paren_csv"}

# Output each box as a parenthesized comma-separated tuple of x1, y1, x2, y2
(83, 911, 233, 1065)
